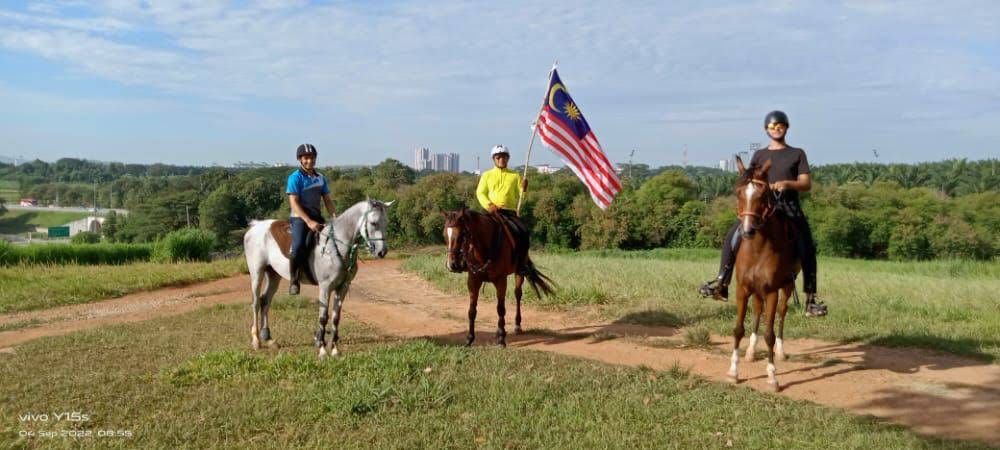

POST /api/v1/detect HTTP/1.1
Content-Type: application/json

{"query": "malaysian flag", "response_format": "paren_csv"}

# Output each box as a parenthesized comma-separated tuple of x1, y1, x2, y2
(535, 68, 621, 209)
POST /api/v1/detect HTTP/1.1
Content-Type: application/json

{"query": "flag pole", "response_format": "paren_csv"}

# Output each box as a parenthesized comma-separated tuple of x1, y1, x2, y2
(517, 61, 557, 216)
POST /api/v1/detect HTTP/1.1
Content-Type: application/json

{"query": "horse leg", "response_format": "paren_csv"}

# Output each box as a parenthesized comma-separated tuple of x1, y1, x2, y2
(466, 276, 482, 347)
(249, 268, 265, 350)
(260, 270, 281, 349)
(326, 282, 351, 357)
(316, 285, 332, 358)
(728, 285, 750, 382)
(513, 274, 524, 334)
(776, 285, 791, 361)
(764, 291, 781, 391)
(745, 294, 764, 361)
(495, 277, 508, 347)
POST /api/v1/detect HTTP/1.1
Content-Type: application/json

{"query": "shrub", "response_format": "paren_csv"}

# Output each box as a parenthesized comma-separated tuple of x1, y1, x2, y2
(0, 241, 153, 266)
(154, 228, 215, 262)
(70, 231, 101, 244)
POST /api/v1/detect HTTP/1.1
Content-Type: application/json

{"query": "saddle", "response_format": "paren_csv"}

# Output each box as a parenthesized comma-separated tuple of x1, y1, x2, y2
(269, 220, 319, 285)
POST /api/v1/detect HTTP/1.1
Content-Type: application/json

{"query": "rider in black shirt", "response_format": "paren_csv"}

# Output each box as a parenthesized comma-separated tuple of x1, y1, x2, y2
(699, 111, 828, 317)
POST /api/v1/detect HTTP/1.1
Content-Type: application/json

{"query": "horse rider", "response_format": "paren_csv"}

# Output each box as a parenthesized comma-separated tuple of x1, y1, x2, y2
(476, 144, 531, 275)
(699, 111, 828, 317)
(286, 143, 337, 295)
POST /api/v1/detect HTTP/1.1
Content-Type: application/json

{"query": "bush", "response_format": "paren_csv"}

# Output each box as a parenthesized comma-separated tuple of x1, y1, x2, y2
(888, 224, 933, 261)
(154, 228, 215, 262)
(71, 231, 101, 244)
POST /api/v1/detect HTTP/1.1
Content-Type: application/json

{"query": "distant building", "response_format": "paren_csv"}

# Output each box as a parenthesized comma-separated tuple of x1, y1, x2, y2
(413, 147, 430, 170)
(534, 164, 561, 174)
(429, 153, 460, 172)
(19, 198, 37, 207)
(67, 216, 105, 236)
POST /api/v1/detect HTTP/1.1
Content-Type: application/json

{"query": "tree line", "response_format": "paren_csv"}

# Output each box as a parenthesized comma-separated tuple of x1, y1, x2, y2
(2, 157, 996, 261)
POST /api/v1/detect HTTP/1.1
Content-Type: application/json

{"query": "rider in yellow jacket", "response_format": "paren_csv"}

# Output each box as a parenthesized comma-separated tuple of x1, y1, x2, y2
(476, 145, 530, 274)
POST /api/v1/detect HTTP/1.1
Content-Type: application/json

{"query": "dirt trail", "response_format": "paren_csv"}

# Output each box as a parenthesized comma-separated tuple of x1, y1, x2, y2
(1, 259, 997, 445)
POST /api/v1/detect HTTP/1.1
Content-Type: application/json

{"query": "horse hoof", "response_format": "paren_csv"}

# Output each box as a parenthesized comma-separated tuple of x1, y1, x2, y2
(767, 380, 781, 392)
(329, 347, 340, 358)
(266, 340, 280, 350)
(726, 373, 739, 384)
(497, 340, 507, 348)
(318, 347, 328, 358)
(251, 339, 261, 351)
(745, 351, 756, 362)
(514, 326, 523, 334)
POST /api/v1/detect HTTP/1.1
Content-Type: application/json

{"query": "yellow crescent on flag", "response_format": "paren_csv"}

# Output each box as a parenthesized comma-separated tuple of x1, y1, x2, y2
(548, 83, 567, 112)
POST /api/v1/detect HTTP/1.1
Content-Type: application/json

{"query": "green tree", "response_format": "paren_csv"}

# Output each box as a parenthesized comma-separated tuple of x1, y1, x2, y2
(200, 187, 247, 249)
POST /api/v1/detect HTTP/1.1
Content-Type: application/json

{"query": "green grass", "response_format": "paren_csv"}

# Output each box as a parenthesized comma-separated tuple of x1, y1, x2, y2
(0, 241, 154, 266)
(0, 258, 246, 314)
(404, 250, 1000, 361)
(0, 296, 980, 448)
(0, 209, 92, 234)
(0, 179, 18, 203)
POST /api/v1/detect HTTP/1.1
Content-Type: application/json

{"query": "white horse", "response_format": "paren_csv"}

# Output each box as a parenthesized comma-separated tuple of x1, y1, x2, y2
(243, 199, 393, 358)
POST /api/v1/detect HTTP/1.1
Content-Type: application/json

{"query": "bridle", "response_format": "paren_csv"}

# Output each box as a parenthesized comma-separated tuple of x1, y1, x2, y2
(737, 178, 775, 233)
(322, 204, 385, 272)
(447, 215, 491, 275)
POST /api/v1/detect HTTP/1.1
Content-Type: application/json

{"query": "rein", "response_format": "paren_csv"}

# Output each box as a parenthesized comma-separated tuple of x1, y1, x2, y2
(449, 215, 492, 275)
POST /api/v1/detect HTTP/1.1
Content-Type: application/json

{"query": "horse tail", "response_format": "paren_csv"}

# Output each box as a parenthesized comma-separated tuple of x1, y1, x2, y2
(523, 257, 556, 298)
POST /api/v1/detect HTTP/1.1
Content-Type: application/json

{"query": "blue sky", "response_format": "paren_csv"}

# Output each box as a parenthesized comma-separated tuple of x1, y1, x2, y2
(1, 0, 997, 170)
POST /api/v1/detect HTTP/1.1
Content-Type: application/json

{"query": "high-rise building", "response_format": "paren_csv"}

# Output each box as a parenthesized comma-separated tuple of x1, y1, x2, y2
(447, 153, 460, 173)
(413, 147, 430, 170)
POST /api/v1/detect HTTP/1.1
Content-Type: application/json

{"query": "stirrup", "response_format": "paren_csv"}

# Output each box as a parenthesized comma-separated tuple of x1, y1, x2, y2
(698, 279, 728, 301)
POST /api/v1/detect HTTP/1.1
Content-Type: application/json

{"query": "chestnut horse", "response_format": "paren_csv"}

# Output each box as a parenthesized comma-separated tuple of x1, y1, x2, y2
(443, 207, 555, 347)
(727, 157, 800, 391)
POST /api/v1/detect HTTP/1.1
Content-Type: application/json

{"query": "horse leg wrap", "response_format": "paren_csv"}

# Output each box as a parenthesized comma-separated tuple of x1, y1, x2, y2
(260, 327, 271, 342)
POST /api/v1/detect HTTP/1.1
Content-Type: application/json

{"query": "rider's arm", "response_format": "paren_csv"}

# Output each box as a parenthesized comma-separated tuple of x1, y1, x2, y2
(476, 172, 493, 210)
(322, 193, 336, 218)
(775, 173, 812, 192)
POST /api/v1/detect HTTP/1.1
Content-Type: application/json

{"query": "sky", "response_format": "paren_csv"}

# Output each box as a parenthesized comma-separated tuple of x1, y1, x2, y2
(0, 0, 998, 170)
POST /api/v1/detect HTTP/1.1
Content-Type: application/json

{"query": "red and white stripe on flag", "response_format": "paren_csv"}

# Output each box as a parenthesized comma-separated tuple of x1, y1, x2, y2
(537, 106, 622, 209)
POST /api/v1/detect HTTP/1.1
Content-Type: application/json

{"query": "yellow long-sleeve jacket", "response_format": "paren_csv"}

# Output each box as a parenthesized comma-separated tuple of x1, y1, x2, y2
(476, 167, 522, 211)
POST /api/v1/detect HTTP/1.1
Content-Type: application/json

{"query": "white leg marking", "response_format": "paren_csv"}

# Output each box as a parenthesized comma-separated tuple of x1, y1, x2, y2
(745, 333, 758, 360)
(776, 338, 786, 360)
(728, 349, 739, 379)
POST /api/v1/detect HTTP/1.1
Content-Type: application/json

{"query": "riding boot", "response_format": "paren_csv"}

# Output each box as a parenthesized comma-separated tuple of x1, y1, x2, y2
(288, 258, 301, 295)
(699, 263, 733, 301)
(804, 293, 828, 317)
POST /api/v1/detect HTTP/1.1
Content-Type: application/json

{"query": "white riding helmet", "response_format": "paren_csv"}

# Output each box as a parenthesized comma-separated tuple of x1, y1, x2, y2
(490, 145, 510, 156)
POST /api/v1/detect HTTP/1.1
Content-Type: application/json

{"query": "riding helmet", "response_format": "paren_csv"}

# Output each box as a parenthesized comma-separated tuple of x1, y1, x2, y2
(490, 144, 510, 157)
(764, 110, 789, 127)
(296, 143, 318, 158)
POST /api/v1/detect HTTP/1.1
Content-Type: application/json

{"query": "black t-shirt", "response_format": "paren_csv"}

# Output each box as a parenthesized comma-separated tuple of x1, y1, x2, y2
(749, 146, 810, 205)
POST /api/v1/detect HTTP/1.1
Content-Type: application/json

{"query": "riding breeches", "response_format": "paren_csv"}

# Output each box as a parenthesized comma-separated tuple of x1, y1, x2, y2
(716, 215, 817, 293)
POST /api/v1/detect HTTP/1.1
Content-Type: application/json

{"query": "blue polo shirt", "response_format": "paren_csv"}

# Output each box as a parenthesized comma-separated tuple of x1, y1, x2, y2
(286, 168, 330, 221)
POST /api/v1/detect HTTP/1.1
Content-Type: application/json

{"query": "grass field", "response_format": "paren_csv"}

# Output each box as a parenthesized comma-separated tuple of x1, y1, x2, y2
(1, 295, 980, 449)
(0, 209, 92, 234)
(404, 250, 1000, 361)
(0, 179, 18, 203)
(0, 258, 245, 314)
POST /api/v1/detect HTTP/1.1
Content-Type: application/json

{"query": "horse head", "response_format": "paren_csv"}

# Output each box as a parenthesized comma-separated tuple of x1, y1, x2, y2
(361, 199, 393, 259)
(735, 156, 773, 239)
(442, 206, 474, 273)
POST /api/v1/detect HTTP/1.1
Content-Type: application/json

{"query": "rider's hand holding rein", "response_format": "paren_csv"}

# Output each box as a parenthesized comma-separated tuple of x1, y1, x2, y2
(770, 174, 812, 193)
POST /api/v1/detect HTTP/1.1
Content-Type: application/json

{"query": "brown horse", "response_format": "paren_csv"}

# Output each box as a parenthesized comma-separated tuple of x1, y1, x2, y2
(727, 156, 800, 391)
(443, 207, 555, 347)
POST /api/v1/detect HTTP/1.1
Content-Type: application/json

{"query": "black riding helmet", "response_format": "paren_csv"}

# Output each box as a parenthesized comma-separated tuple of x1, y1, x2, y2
(764, 110, 789, 127)
(296, 143, 318, 158)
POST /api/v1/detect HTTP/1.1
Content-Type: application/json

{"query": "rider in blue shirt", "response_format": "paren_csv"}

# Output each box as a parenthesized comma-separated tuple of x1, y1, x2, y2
(286, 143, 337, 295)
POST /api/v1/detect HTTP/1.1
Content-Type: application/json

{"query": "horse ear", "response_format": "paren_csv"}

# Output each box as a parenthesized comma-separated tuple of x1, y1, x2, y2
(760, 159, 772, 175)
(735, 155, 746, 174)
(384, 200, 394, 208)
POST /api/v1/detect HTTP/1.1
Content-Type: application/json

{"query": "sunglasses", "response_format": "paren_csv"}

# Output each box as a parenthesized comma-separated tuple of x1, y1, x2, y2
(766, 123, 787, 130)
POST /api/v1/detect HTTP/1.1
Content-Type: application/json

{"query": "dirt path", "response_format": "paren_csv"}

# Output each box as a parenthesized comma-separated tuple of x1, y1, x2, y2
(1, 259, 997, 445)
